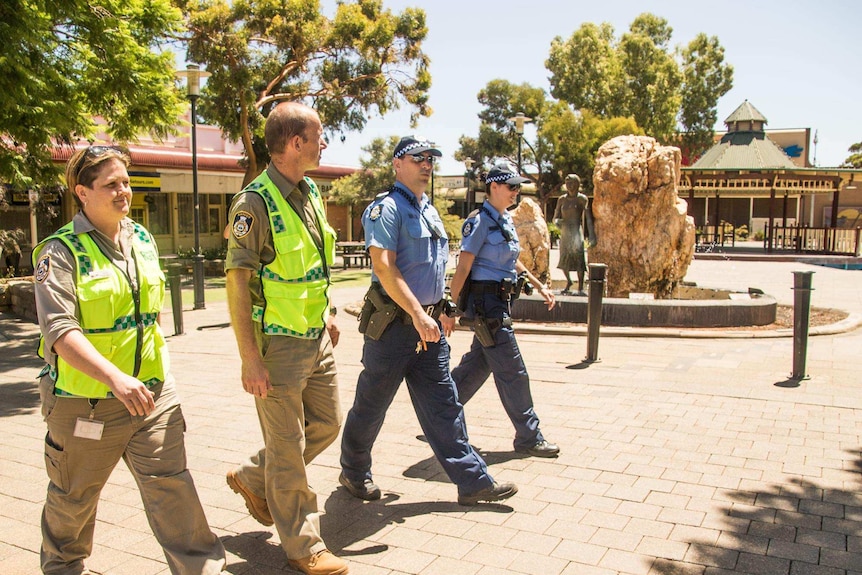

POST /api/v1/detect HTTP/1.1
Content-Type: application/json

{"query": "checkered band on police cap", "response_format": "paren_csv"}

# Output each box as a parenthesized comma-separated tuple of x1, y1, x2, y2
(393, 135, 442, 158)
(485, 161, 530, 185)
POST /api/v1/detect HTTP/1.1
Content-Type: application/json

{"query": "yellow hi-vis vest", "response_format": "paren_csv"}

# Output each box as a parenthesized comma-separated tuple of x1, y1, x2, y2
(244, 171, 336, 337)
(33, 221, 168, 398)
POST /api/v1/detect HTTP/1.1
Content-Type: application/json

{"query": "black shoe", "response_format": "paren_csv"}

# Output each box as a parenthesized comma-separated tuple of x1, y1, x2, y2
(457, 481, 518, 506)
(515, 440, 560, 458)
(339, 472, 381, 501)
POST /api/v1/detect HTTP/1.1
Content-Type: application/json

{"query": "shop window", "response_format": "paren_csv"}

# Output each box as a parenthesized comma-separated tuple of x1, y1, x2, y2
(178, 194, 220, 235)
(146, 194, 171, 235)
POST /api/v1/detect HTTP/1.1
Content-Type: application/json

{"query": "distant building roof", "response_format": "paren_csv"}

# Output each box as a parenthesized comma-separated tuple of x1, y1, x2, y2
(691, 100, 796, 170)
(724, 100, 767, 125)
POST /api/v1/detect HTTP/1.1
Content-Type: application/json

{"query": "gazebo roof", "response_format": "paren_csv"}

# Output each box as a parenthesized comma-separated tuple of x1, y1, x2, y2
(692, 131, 797, 171)
(691, 100, 795, 171)
(724, 100, 768, 124)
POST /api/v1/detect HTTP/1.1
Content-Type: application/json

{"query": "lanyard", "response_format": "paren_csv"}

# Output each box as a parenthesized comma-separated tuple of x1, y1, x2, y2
(480, 205, 514, 242)
(391, 186, 444, 239)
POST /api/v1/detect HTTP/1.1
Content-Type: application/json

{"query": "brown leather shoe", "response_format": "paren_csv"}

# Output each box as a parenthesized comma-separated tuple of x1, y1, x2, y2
(226, 469, 273, 526)
(287, 550, 349, 575)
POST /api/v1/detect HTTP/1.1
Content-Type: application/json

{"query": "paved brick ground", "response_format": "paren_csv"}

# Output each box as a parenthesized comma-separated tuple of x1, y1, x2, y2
(1, 253, 861, 575)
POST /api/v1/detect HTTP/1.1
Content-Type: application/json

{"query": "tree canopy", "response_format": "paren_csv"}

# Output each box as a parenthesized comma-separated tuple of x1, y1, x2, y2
(182, 0, 432, 185)
(842, 142, 862, 168)
(547, 13, 732, 150)
(329, 135, 398, 206)
(0, 0, 185, 192)
(456, 80, 640, 211)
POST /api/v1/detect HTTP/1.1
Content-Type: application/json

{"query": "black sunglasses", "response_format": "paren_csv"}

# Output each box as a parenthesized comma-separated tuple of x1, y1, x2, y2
(74, 145, 125, 177)
(507, 184, 521, 191)
(407, 154, 436, 165)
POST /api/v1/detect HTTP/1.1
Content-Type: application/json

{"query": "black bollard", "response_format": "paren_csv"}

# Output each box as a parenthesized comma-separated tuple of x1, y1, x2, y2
(585, 263, 607, 363)
(192, 253, 206, 310)
(167, 263, 184, 336)
(790, 270, 814, 380)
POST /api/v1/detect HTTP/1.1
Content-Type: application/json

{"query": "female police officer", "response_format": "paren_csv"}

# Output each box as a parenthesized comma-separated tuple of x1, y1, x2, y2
(32, 146, 225, 574)
(449, 162, 560, 458)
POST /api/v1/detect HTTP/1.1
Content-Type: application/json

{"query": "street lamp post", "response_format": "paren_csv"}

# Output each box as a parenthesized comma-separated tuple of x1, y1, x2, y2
(464, 158, 475, 215)
(508, 112, 532, 176)
(176, 64, 211, 310)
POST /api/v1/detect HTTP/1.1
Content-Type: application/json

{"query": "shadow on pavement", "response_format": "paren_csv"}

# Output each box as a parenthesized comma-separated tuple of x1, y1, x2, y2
(322, 491, 513, 556)
(0, 380, 40, 417)
(402, 449, 528, 482)
(220, 531, 292, 574)
(649, 451, 862, 574)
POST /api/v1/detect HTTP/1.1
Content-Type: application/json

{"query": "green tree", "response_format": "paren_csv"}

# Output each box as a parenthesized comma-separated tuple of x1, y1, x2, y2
(618, 14, 681, 141)
(842, 142, 862, 168)
(546, 23, 626, 118)
(547, 13, 732, 146)
(457, 80, 640, 213)
(541, 106, 642, 191)
(0, 0, 185, 192)
(183, 0, 432, 185)
(454, 80, 560, 209)
(679, 33, 734, 161)
(329, 135, 398, 207)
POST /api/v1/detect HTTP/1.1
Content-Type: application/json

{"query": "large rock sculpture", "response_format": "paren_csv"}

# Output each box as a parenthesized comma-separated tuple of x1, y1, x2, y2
(590, 135, 695, 298)
(512, 196, 551, 286)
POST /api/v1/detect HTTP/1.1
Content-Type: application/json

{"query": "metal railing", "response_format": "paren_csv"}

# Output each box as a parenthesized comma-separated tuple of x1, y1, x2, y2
(766, 225, 861, 256)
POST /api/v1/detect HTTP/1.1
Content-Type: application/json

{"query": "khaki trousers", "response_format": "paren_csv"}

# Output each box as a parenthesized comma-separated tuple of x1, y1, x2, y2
(235, 331, 341, 560)
(40, 378, 226, 575)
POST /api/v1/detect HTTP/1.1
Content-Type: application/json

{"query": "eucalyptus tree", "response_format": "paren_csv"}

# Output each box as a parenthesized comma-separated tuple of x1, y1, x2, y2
(456, 80, 640, 212)
(182, 0, 432, 185)
(0, 0, 185, 192)
(547, 12, 732, 151)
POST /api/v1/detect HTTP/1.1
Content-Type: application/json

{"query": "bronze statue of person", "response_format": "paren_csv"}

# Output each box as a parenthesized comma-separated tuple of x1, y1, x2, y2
(553, 174, 596, 295)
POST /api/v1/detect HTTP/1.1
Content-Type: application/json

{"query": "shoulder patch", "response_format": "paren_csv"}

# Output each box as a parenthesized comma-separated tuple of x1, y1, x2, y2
(35, 254, 50, 283)
(369, 205, 382, 221)
(462, 220, 474, 238)
(232, 211, 254, 239)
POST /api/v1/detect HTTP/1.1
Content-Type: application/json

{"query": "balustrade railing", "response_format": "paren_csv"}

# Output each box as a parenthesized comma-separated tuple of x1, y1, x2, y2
(766, 225, 861, 256)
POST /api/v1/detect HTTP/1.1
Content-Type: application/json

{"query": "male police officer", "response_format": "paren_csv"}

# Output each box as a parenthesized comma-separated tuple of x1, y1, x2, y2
(339, 136, 518, 506)
(224, 102, 347, 575)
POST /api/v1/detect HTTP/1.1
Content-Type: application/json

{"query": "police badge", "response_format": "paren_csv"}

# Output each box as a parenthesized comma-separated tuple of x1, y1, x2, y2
(232, 211, 254, 238)
(462, 220, 474, 238)
(369, 205, 382, 221)
(35, 254, 51, 283)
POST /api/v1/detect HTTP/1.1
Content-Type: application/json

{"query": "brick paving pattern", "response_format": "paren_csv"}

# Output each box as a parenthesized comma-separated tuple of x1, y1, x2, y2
(1, 254, 861, 574)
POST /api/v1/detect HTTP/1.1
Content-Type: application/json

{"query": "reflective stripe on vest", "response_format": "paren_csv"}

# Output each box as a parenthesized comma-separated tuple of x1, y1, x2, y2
(33, 221, 168, 398)
(243, 172, 336, 337)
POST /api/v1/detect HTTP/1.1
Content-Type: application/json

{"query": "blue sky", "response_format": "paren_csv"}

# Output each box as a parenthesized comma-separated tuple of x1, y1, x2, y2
(318, 0, 861, 174)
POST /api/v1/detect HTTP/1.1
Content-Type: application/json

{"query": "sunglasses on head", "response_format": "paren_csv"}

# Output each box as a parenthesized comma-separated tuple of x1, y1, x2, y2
(74, 145, 124, 177)
(407, 154, 436, 165)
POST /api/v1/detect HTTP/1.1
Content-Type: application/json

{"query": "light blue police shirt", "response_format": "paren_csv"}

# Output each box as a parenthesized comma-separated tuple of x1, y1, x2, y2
(362, 183, 448, 305)
(460, 201, 519, 283)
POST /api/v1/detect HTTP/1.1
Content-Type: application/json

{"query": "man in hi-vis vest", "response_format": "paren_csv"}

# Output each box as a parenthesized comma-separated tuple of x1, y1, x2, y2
(224, 102, 346, 575)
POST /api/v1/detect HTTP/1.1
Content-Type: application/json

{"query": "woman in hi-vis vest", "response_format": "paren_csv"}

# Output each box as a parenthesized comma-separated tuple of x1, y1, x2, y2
(31, 146, 225, 575)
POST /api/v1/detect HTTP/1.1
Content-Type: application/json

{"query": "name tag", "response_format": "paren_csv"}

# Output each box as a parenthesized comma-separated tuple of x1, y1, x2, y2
(73, 417, 104, 441)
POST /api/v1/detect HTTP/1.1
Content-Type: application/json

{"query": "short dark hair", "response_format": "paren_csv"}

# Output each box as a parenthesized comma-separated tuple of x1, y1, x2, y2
(264, 102, 316, 154)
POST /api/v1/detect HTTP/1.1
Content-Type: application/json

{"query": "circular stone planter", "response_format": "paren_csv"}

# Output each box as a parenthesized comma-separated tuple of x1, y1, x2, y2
(511, 285, 777, 328)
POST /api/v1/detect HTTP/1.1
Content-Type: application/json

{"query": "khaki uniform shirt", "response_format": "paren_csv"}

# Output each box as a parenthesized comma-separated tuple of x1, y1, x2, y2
(34, 212, 142, 369)
(225, 164, 324, 310)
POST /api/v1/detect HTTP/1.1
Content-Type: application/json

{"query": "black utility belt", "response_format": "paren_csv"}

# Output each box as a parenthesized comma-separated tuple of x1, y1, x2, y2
(397, 299, 446, 323)
(469, 279, 519, 301)
(469, 281, 503, 295)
